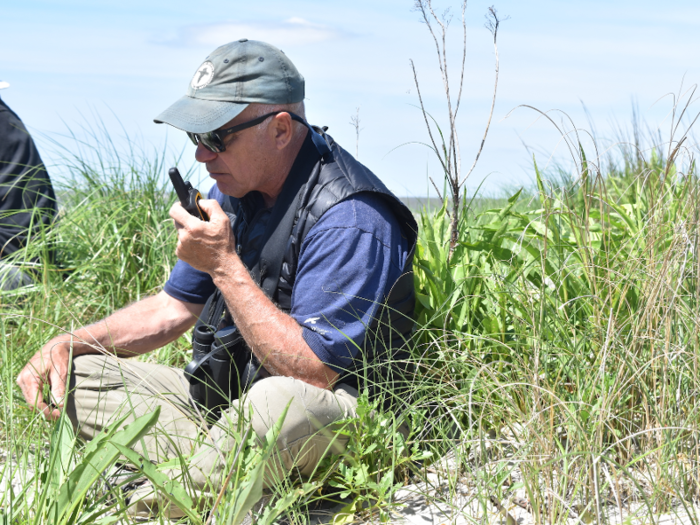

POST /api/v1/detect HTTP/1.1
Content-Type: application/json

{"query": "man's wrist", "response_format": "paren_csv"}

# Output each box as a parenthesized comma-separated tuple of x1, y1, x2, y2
(49, 335, 98, 357)
(209, 251, 247, 289)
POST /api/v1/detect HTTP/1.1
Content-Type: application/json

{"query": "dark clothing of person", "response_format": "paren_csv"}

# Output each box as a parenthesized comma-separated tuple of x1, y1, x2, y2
(0, 97, 57, 259)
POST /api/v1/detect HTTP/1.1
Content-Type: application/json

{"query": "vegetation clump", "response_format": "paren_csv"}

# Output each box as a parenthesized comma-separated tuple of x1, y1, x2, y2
(3, 104, 700, 523)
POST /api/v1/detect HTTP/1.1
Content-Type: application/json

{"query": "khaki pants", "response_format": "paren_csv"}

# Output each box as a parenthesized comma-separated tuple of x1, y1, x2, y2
(66, 354, 358, 514)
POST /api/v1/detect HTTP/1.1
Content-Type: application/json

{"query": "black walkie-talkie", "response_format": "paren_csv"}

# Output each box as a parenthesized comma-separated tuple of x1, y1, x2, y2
(168, 167, 209, 221)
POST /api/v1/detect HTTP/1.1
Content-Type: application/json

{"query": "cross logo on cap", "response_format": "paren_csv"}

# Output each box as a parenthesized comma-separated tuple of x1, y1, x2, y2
(191, 61, 215, 90)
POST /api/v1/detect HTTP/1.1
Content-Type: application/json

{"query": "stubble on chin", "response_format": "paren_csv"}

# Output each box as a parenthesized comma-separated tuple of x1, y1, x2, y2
(213, 179, 245, 199)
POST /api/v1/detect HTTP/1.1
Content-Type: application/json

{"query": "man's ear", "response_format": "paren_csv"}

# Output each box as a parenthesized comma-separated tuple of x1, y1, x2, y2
(270, 112, 294, 150)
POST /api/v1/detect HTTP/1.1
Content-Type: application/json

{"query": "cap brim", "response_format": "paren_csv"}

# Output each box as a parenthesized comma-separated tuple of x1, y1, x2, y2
(0, 82, 10, 90)
(153, 95, 247, 133)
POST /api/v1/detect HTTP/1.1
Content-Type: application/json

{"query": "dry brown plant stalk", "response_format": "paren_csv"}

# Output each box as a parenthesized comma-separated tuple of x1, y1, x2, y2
(411, 1, 505, 258)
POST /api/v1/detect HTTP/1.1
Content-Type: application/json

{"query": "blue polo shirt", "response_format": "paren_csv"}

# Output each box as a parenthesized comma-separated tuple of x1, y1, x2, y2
(164, 185, 410, 374)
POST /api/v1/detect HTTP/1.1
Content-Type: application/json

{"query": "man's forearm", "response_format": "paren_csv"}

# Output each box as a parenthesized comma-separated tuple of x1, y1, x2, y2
(211, 253, 339, 389)
(51, 291, 203, 358)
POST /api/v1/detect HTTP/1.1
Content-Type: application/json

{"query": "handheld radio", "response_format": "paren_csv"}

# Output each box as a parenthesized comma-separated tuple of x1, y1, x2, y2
(168, 167, 209, 221)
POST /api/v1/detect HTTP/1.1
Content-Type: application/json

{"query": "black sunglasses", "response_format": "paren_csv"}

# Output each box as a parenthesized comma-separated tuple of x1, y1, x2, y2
(187, 111, 305, 153)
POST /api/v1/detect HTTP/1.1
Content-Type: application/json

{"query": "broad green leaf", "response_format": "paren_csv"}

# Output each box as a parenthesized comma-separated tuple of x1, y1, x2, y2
(332, 498, 358, 525)
(35, 412, 78, 520)
(110, 443, 197, 520)
(54, 408, 160, 524)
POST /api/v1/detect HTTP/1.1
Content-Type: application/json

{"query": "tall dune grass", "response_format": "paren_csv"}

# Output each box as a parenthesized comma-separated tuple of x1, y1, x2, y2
(407, 112, 700, 522)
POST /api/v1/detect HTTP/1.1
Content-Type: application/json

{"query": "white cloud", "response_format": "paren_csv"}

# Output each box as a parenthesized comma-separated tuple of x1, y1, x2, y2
(169, 18, 343, 49)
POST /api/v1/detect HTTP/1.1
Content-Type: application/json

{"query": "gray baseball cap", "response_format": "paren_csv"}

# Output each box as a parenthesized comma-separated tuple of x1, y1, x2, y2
(154, 39, 305, 133)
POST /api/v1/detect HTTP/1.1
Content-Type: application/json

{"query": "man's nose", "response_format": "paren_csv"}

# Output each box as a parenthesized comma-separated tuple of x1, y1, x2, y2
(195, 141, 217, 163)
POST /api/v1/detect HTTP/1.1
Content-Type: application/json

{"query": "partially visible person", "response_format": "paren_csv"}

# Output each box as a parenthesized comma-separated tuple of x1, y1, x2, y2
(0, 80, 57, 290)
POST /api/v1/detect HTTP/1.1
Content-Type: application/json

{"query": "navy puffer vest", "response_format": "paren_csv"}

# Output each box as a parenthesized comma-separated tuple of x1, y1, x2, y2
(211, 129, 418, 404)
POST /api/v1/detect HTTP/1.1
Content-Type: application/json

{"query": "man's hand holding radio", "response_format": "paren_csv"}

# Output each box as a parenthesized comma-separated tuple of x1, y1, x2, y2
(170, 199, 238, 278)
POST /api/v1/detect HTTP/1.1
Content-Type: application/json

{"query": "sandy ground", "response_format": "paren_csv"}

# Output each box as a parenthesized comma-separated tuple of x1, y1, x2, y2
(3, 448, 699, 525)
(386, 476, 700, 525)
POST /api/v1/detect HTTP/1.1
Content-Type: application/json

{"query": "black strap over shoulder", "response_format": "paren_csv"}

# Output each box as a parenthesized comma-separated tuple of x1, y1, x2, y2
(193, 288, 228, 333)
(253, 159, 321, 300)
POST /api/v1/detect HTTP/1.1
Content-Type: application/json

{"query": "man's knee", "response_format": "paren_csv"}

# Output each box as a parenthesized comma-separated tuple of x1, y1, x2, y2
(240, 376, 358, 476)
(244, 377, 354, 440)
(245, 377, 313, 440)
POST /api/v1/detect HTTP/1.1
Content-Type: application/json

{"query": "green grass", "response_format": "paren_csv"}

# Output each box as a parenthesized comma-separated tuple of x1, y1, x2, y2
(2, 117, 700, 524)
(406, 128, 700, 522)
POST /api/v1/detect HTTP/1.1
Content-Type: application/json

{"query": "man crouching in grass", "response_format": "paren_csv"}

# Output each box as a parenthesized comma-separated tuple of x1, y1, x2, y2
(17, 39, 417, 518)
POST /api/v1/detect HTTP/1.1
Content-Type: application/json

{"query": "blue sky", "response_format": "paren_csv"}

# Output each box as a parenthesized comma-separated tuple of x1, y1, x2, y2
(2, 0, 700, 197)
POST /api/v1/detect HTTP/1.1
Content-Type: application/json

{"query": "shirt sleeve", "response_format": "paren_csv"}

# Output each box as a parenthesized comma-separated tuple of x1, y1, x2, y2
(290, 194, 408, 374)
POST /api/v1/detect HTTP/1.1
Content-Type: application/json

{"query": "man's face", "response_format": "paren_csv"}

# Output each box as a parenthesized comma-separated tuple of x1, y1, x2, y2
(194, 106, 273, 199)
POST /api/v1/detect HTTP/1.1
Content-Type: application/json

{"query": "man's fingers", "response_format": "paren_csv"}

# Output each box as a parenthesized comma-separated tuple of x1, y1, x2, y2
(196, 199, 217, 213)
(196, 199, 227, 223)
(170, 199, 227, 232)
(171, 198, 235, 272)
(44, 346, 69, 413)
(17, 369, 49, 414)
(49, 367, 67, 408)
(17, 341, 71, 418)
(169, 201, 191, 225)
(17, 372, 41, 407)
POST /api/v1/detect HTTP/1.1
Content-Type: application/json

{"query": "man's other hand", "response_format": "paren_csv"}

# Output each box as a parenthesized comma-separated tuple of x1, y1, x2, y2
(17, 339, 71, 420)
(170, 199, 237, 275)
